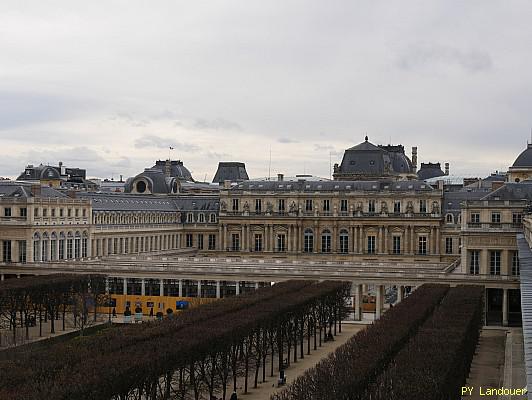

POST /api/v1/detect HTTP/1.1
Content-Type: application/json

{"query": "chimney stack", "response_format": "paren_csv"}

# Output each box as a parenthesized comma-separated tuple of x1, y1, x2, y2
(444, 162, 449, 176)
(277, 173, 284, 182)
(223, 180, 231, 189)
(411, 147, 418, 170)
(165, 159, 171, 178)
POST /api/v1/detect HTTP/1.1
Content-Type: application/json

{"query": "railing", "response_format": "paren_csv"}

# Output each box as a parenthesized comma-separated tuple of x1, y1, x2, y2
(465, 223, 524, 231)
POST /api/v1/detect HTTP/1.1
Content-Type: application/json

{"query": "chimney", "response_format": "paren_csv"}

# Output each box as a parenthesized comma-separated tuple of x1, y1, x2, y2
(165, 159, 171, 178)
(30, 184, 41, 197)
(67, 189, 76, 198)
(119, 174, 123, 182)
(223, 180, 231, 189)
(411, 147, 418, 170)
(444, 162, 449, 176)
(277, 173, 284, 182)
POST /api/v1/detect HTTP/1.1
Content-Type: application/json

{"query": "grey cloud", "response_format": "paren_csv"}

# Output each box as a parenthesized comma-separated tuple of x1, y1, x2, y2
(134, 135, 200, 152)
(397, 44, 492, 72)
(193, 118, 242, 131)
(112, 112, 149, 127)
(205, 151, 232, 160)
(278, 137, 299, 144)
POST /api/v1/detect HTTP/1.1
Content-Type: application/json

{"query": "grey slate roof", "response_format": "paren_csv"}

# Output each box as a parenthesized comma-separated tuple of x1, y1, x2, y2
(0, 182, 66, 198)
(152, 160, 193, 181)
(512, 144, 532, 168)
(212, 162, 249, 183)
(417, 162, 446, 180)
(379, 145, 415, 174)
(442, 190, 486, 217)
(231, 179, 434, 192)
(516, 234, 532, 398)
(77, 192, 219, 214)
(17, 165, 61, 181)
(337, 138, 391, 176)
(481, 182, 532, 201)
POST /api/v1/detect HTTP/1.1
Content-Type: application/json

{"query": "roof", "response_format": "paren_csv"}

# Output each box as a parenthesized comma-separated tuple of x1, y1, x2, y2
(230, 179, 434, 193)
(337, 137, 392, 176)
(417, 162, 446, 180)
(212, 162, 249, 183)
(77, 192, 219, 214)
(0, 182, 66, 198)
(17, 165, 61, 181)
(481, 182, 532, 201)
(152, 160, 193, 181)
(516, 234, 532, 399)
(512, 144, 532, 168)
(442, 189, 487, 216)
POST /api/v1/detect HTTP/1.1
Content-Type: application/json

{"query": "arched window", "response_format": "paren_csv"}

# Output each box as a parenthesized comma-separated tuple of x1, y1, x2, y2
(210, 213, 217, 223)
(42, 233, 49, 262)
(187, 213, 194, 223)
(59, 232, 66, 260)
(50, 232, 57, 261)
(198, 213, 205, 223)
(82, 231, 88, 258)
(339, 229, 349, 253)
(446, 214, 454, 224)
(304, 229, 314, 253)
(67, 232, 74, 259)
(321, 229, 331, 253)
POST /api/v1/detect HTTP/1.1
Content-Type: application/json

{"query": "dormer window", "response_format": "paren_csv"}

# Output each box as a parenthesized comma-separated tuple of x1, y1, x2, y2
(187, 213, 194, 223)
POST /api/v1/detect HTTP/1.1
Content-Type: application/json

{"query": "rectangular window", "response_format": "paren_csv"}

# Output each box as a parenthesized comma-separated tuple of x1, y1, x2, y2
(50, 239, 56, 260)
(82, 209, 87, 218)
(323, 199, 330, 212)
(393, 201, 401, 214)
(367, 235, 376, 254)
(186, 234, 193, 247)
(42, 208, 47, 217)
(34, 208, 39, 218)
(470, 213, 480, 223)
(59, 239, 65, 260)
(276, 234, 286, 252)
(305, 199, 313, 212)
(74, 238, 80, 258)
(232, 199, 239, 211)
(393, 236, 401, 254)
(208, 234, 216, 250)
(51, 208, 55, 217)
(490, 250, 501, 275)
(304, 232, 313, 253)
(42, 240, 48, 261)
(197, 235, 204, 250)
(255, 199, 262, 213)
(491, 212, 501, 224)
(4, 207, 11, 217)
(59, 208, 64, 217)
(75, 209, 79, 217)
(469, 250, 480, 275)
(512, 252, 520, 276)
(67, 239, 73, 259)
(419, 199, 427, 213)
(278, 199, 285, 213)
(67, 208, 72, 217)
(445, 237, 453, 254)
(19, 208, 27, 218)
(231, 234, 240, 251)
(418, 236, 427, 255)
(339, 233, 348, 253)
(321, 233, 331, 253)
(18, 241, 26, 263)
(254, 234, 262, 252)
(2, 240, 11, 262)
(82, 238, 87, 258)
(368, 200, 376, 213)
(513, 213, 523, 226)
(340, 199, 348, 213)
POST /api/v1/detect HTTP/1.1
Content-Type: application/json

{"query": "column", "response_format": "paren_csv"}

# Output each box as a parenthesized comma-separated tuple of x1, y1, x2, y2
(270, 224, 274, 253)
(123, 278, 128, 295)
(352, 283, 362, 321)
(218, 226, 222, 251)
(376, 285, 384, 319)
(359, 226, 364, 254)
(223, 225, 228, 251)
(216, 281, 221, 299)
(384, 226, 388, 254)
(332, 225, 338, 253)
(255, 282, 259, 290)
(178, 280, 183, 297)
(159, 279, 164, 297)
(410, 226, 415, 255)
(197, 280, 202, 298)
(141, 279, 146, 296)
(378, 226, 383, 254)
(396, 285, 404, 304)
(503, 288, 508, 326)
(235, 281, 240, 295)
(435, 228, 440, 255)
(1, 274, 4, 281)
(247, 225, 251, 252)
(241, 225, 245, 251)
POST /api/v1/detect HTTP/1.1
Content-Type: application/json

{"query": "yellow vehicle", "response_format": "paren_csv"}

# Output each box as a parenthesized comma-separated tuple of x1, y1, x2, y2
(102, 294, 217, 316)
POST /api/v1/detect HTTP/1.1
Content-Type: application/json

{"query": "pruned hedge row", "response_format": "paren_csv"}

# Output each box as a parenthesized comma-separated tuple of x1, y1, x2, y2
(365, 285, 484, 400)
(272, 284, 450, 400)
(0, 280, 351, 400)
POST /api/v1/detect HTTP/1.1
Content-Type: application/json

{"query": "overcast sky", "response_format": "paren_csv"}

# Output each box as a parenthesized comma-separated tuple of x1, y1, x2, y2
(1, 1, 532, 181)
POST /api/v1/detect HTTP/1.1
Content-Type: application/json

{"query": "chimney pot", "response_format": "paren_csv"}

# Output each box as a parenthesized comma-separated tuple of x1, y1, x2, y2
(444, 162, 449, 176)
(411, 146, 418, 170)
(277, 173, 284, 182)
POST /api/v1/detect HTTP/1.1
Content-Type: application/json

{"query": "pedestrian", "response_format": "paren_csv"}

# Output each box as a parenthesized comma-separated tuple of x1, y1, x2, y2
(230, 390, 238, 400)
(149, 307, 154, 317)
(112, 307, 117, 318)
